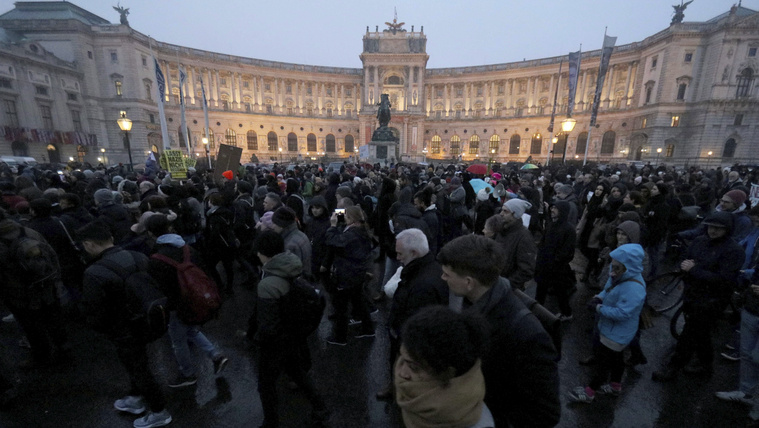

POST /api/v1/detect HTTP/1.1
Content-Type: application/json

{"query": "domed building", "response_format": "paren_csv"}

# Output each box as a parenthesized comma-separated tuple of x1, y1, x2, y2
(0, 1, 757, 167)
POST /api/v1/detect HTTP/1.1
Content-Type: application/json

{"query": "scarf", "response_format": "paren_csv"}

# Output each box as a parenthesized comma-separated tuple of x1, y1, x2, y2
(395, 359, 485, 428)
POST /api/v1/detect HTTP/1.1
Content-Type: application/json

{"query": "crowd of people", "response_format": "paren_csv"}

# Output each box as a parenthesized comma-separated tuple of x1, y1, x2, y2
(0, 156, 758, 427)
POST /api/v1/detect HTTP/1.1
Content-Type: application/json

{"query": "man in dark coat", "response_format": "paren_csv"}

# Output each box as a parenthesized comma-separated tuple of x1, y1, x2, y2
(377, 228, 449, 400)
(93, 188, 132, 244)
(653, 211, 745, 381)
(535, 200, 577, 321)
(439, 234, 560, 428)
(59, 193, 94, 229)
(495, 198, 537, 291)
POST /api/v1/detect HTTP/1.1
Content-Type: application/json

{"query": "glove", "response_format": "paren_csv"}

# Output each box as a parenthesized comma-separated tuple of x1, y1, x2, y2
(586, 297, 602, 312)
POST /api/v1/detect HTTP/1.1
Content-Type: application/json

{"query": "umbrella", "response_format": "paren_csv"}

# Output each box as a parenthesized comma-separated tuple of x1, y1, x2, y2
(520, 163, 539, 170)
(466, 164, 488, 175)
(468, 178, 493, 195)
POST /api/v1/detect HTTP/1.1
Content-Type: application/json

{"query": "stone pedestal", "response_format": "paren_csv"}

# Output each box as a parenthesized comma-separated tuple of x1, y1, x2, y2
(367, 140, 398, 161)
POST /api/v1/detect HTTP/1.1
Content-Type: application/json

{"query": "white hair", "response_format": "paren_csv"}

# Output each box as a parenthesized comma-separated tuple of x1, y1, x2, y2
(396, 228, 429, 257)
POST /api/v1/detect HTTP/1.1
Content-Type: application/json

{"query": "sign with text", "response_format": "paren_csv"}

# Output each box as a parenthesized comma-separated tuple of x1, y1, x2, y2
(359, 145, 370, 159)
(161, 150, 187, 176)
(213, 144, 243, 182)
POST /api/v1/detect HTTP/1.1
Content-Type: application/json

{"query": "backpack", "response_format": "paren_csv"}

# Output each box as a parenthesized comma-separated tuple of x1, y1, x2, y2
(513, 288, 562, 359)
(99, 257, 169, 343)
(281, 276, 326, 338)
(9, 228, 59, 287)
(151, 245, 221, 325)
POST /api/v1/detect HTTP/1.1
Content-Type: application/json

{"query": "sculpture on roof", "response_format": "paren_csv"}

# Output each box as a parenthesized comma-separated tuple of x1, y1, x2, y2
(385, 7, 405, 34)
(113, 3, 130, 26)
(671, 0, 694, 25)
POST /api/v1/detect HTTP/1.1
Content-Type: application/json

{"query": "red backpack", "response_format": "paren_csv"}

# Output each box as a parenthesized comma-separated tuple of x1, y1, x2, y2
(151, 245, 221, 325)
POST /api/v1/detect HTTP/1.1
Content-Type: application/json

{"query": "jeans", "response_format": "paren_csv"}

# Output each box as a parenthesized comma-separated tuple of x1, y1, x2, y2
(168, 312, 221, 377)
(645, 242, 662, 278)
(740, 310, 759, 395)
(115, 340, 165, 412)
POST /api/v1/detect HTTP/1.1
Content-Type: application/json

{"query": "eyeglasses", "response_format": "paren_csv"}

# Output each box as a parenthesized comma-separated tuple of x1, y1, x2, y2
(720, 199, 734, 204)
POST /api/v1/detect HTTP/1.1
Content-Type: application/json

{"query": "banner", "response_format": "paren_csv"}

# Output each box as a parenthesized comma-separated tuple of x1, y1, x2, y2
(567, 50, 581, 117)
(178, 66, 191, 157)
(200, 76, 211, 169)
(750, 183, 759, 207)
(161, 150, 187, 176)
(153, 58, 171, 150)
(589, 35, 616, 127)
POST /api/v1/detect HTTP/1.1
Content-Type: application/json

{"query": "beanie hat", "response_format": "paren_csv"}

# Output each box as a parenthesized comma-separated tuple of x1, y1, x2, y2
(616, 220, 641, 244)
(502, 199, 532, 219)
(94, 188, 114, 205)
(557, 184, 573, 196)
(83, 169, 95, 179)
(450, 177, 462, 187)
(222, 170, 234, 181)
(112, 175, 124, 184)
(336, 186, 353, 198)
(725, 189, 747, 207)
(271, 206, 296, 228)
(619, 211, 641, 224)
(634, 176, 643, 185)
(258, 211, 275, 231)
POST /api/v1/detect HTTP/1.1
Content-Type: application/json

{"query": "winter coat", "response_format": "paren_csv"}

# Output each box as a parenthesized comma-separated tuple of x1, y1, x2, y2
(388, 252, 449, 336)
(465, 278, 560, 428)
(324, 225, 372, 289)
(642, 193, 670, 246)
(420, 206, 442, 255)
(535, 201, 576, 287)
(305, 196, 331, 274)
(204, 205, 237, 256)
(494, 220, 537, 290)
(393, 203, 433, 251)
(256, 252, 300, 344)
(97, 202, 133, 244)
(0, 225, 57, 309)
(596, 244, 647, 347)
(59, 206, 94, 229)
(281, 223, 312, 278)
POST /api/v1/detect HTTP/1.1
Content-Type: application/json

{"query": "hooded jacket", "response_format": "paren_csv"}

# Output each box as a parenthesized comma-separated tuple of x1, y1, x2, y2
(535, 201, 576, 285)
(305, 196, 331, 273)
(597, 244, 647, 347)
(256, 251, 301, 343)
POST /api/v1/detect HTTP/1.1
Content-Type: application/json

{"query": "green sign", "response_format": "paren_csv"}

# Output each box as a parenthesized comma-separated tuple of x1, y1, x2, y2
(161, 150, 187, 175)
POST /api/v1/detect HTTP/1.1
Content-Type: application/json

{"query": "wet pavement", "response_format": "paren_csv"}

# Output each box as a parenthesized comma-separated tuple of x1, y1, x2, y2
(0, 252, 749, 428)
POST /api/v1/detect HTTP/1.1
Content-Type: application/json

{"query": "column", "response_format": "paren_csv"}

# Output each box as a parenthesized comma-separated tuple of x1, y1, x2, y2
(355, 83, 361, 112)
(373, 67, 379, 105)
(187, 67, 195, 104)
(490, 81, 496, 114)
(625, 61, 637, 105)
(506, 79, 513, 109)
(605, 64, 616, 106)
(465, 83, 471, 114)
(258, 76, 264, 111)
(403, 118, 409, 156)
(556, 71, 563, 113)
(526, 78, 533, 110)
(214, 69, 220, 107)
(162, 61, 172, 103)
(318, 83, 324, 112)
(364, 67, 370, 106)
(580, 70, 589, 108)
(444, 83, 450, 116)
(426, 84, 431, 115)
(252, 76, 258, 106)
(230, 72, 237, 108)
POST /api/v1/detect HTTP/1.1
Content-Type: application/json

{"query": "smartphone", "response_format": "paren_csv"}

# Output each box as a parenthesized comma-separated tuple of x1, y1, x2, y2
(335, 208, 346, 215)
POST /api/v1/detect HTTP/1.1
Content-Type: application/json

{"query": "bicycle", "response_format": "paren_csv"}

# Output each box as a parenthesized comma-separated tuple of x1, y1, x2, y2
(645, 270, 687, 339)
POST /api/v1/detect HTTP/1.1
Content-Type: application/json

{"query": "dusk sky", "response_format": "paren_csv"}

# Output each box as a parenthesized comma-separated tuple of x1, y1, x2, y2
(14, 0, 755, 67)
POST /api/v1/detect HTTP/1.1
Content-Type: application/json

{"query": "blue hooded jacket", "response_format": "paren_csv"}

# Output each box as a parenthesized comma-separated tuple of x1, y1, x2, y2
(597, 243, 647, 347)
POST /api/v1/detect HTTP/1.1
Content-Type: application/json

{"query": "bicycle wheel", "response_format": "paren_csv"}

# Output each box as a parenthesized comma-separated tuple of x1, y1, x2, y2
(646, 272, 685, 313)
(670, 305, 685, 339)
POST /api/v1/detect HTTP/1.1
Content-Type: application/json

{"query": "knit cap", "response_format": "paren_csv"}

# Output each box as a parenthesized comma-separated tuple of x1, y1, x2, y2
(271, 206, 296, 228)
(502, 199, 532, 219)
(725, 189, 747, 207)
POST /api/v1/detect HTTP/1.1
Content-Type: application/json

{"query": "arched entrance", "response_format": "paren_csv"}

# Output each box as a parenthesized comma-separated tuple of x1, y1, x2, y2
(47, 144, 61, 164)
(11, 141, 28, 156)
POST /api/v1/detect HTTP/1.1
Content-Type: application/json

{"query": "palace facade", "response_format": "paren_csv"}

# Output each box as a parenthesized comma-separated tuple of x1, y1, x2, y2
(0, 1, 758, 167)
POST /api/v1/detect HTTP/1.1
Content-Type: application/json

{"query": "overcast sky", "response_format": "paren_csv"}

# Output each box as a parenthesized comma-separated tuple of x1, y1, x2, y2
(35, 0, 757, 68)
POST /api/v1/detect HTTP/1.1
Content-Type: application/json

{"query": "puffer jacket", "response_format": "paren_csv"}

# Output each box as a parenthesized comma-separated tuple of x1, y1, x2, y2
(256, 251, 300, 343)
(597, 244, 647, 346)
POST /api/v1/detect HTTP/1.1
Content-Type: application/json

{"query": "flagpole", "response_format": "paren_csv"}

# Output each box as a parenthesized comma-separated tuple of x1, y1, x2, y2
(546, 60, 563, 167)
(200, 76, 212, 169)
(148, 38, 171, 151)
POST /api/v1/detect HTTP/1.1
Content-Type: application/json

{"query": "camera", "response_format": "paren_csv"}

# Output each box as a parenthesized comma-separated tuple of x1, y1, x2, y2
(335, 208, 345, 223)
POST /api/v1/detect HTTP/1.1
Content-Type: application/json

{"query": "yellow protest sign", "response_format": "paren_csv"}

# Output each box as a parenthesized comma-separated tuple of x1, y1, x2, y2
(184, 157, 197, 168)
(161, 150, 187, 175)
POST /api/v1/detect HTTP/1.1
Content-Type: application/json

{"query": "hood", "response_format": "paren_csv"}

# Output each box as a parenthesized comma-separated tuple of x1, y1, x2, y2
(616, 220, 640, 244)
(551, 200, 571, 224)
(262, 251, 302, 280)
(309, 195, 328, 211)
(156, 233, 186, 248)
(609, 243, 645, 279)
(395, 202, 423, 219)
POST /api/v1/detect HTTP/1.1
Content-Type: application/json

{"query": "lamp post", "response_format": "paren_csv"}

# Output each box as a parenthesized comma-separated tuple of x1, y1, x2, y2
(116, 112, 133, 172)
(100, 148, 107, 166)
(560, 117, 577, 164)
(202, 137, 212, 169)
(656, 147, 662, 166)
(278, 147, 283, 163)
(707, 150, 713, 169)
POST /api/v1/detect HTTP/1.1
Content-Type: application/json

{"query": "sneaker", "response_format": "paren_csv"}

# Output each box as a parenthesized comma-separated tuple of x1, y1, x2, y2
(348, 318, 362, 326)
(721, 350, 740, 362)
(354, 331, 375, 339)
(568, 386, 595, 403)
(213, 356, 228, 375)
(1, 314, 14, 323)
(556, 313, 573, 322)
(716, 390, 753, 406)
(597, 383, 622, 396)
(326, 337, 347, 346)
(167, 375, 197, 388)
(114, 395, 146, 415)
(133, 409, 172, 428)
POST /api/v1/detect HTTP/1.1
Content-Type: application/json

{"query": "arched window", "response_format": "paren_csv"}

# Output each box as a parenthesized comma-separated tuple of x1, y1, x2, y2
(469, 135, 480, 155)
(576, 132, 588, 155)
(489, 134, 500, 154)
(600, 131, 616, 154)
(450, 135, 461, 156)
(509, 135, 521, 154)
(326, 134, 336, 152)
(287, 132, 297, 152)
(737, 68, 754, 98)
(530, 134, 542, 155)
(76, 144, 87, 162)
(724, 138, 737, 158)
(46, 143, 60, 164)
(307, 133, 317, 152)
(431, 135, 441, 154)
(267, 131, 278, 151)
(247, 131, 258, 151)
(344, 135, 354, 153)
(11, 141, 28, 157)
(225, 129, 237, 147)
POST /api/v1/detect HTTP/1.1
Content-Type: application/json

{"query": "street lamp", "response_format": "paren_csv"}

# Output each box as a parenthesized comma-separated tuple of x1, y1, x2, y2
(656, 147, 662, 165)
(707, 150, 713, 169)
(278, 147, 283, 163)
(202, 137, 212, 169)
(560, 117, 577, 164)
(100, 148, 107, 166)
(116, 111, 133, 171)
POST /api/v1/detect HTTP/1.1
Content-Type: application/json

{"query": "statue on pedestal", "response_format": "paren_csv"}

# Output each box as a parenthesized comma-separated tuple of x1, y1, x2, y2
(372, 94, 396, 142)
(671, 0, 693, 25)
(113, 3, 130, 26)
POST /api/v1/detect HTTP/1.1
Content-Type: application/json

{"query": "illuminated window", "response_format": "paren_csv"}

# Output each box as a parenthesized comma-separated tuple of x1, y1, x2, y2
(489, 134, 500, 154)
(287, 133, 297, 152)
(115, 80, 122, 96)
(225, 129, 237, 146)
(469, 135, 480, 155)
(509, 135, 520, 154)
(247, 131, 258, 150)
(431, 135, 441, 154)
(450, 135, 461, 156)
(671, 116, 680, 127)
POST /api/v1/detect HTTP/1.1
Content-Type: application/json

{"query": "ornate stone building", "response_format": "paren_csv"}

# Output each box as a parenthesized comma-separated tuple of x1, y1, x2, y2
(0, 1, 757, 167)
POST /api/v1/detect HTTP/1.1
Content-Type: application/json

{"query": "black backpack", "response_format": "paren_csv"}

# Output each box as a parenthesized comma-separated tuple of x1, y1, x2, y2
(100, 258, 169, 343)
(281, 276, 326, 338)
(8, 228, 59, 287)
(513, 289, 562, 359)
